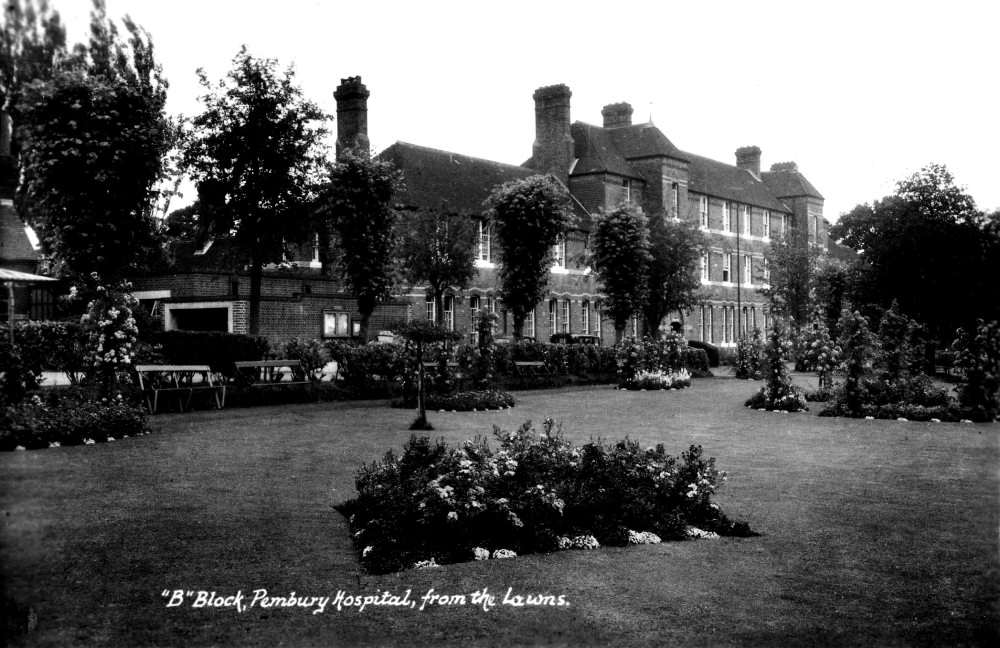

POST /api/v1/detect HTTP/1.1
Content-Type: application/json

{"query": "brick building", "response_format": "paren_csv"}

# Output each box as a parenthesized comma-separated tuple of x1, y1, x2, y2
(129, 78, 826, 347)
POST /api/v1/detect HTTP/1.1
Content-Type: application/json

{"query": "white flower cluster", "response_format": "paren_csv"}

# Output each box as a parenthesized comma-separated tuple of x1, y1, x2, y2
(491, 549, 517, 559)
(412, 559, 440, 569)
(557, 535, 600, 550)
(685, 526, 720, 540)
(627, 530, 662, 545)
(472, 547, 491, 561)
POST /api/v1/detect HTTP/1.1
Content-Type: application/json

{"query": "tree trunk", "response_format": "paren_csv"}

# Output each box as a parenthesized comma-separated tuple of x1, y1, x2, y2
(358, 310, 370, 343)
(416, 340, 426, 422)
(249, 258, 263, 335)
(513, 311, 524, 340)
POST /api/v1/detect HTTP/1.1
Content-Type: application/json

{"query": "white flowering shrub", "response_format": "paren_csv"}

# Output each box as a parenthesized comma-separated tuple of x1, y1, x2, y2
(620, 368, 692, 391)
(79, 274, 140, 392)
(337, 419, 753, 574)
(745, 322, 808, 412)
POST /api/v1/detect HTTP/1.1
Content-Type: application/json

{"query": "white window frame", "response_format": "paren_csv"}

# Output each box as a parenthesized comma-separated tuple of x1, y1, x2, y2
(425, 295, 435, 322)
(526, 310, 535, 338)
(762, 209, 770, 239)
(742, 205, 751, 236)
(722, 253, 732, 283)
(781, 213, 788, 237)
(723, 202, 732, 233)
(621, 178, 631, 203)
(763, 257, 770, 283)
(553, 238, 566, 269)
(549, 299, 557, 334)
(699, 196, 709, 229)
(672, 182, 680, 217)
(443, 294, 454, 331)
(469, 295, 481, 344)
(478, 221, 491, 262)
(744, 255, 752, 285)
(700, 252, 709, 282)
(582, 300, 590, 333)
(561, 300, 570, 332)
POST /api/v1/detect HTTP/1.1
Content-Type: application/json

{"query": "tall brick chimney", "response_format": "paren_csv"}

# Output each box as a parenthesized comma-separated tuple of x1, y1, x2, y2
(333, 76, 370, 159)
(601, 102, 633, 128)
(532, 84, 573, 184)
(736, 146, 761, 179)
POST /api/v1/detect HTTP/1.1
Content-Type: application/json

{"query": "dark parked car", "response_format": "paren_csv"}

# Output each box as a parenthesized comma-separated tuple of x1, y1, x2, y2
(549, 333, 602, 346)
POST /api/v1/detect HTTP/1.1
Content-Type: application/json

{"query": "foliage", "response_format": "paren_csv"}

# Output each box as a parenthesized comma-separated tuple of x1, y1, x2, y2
(0, 0, 67, 133)
(687, 339, 720, 368)
(184, 46, 329, 334)
(325, 340, 407, 396)
(484, 175, 575, 338)
(951, 319, 1000, 421)
(0, 341, 38, 405)
(279, 338, 327, 380)
(643, 216, 708, 338)
(745, 323, 807, 412)
(0, 390, 149, 451)
(811, 257, 854, 338)
(337, 420, 750, 573)
(395, 389, 517, 412)
(152, 330, 270, 377)
(316, 152, 403, 341)
(759, 228, 818, 329)
(833, 310, 877, 416)
(620, 368, 692, 391)
(590, 203, 651, 342)
(615, 333, 688, 385)
(735, 328, 764, 380)
(830, 164, 999, 342)
(796, 313, 841, 393)
(398, 207, 478, 326)
(78, 275, 139, 394)
(875, 301, 926, 382)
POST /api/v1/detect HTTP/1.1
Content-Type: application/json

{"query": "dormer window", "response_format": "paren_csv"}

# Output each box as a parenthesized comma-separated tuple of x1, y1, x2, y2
(671, 182, 680, 217)
(478, 221, 491, 261)
(553, 237, 566, 268)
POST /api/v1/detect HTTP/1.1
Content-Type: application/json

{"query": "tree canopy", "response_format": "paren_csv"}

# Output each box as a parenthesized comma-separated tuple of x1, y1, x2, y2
(315, 152, 403, 341)
(398, 206, 478, 327)
(759, 227, 819, 329)
(12, 0, 174, 282)
(830, 163, 999, 342)
(484, 174, 574, 338)
(184, 46, 329, 333)
(642, 216, 707, 338)
(590, 202, 651, 343)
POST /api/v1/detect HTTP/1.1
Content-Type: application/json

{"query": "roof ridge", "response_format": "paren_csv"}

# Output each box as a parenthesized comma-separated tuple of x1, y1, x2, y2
(388, 140, 529, 172)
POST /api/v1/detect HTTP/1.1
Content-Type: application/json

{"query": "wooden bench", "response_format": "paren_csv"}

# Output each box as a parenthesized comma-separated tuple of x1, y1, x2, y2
(233, 360, 315, 395)
(513, 360, 554, 388)
(135, 365, 226, 414)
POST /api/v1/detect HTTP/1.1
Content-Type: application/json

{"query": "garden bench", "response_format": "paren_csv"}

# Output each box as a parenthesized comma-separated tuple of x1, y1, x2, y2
(135, 364, 226, 414)
(513, 360, 554, 388)
(233, 360, 316, 396)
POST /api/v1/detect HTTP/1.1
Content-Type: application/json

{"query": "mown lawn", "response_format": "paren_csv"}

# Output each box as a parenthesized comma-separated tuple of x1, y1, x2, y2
(2, 373, 997, 647)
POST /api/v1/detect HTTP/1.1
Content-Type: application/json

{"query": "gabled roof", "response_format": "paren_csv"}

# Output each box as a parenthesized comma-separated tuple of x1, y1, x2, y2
(380, 141, 535, 215)
(683, 152, 791, 212)
(761, 165, 824, 200)
(0, 201, 39, 264)
(569, 121, 688, 178)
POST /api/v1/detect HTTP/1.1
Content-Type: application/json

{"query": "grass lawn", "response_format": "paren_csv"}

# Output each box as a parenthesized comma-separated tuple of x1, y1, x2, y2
(2, 372, 998, 647)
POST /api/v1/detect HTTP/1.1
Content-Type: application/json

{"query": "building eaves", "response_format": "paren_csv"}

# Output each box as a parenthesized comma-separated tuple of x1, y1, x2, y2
(682, 151, 790, 212)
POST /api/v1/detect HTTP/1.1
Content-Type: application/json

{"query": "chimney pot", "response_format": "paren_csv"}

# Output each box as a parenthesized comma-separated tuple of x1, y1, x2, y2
(334, 76, 370, 158)
(735, 145, 762, 179)
(769, 161, 798, 172)
(531, 84, 573, 184)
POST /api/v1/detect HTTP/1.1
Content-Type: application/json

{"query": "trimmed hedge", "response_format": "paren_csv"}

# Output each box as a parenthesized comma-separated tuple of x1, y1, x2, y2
(150, 331, 270, 377)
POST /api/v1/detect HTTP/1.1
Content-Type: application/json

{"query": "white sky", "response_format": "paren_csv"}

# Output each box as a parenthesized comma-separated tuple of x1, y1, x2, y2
(55, 0, 1000, 221)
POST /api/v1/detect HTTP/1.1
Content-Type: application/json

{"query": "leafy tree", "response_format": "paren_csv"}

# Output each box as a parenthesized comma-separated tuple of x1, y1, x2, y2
(831, 164, 997, 344)
(184, 47, 329, 334)
(398, 206, 477, 327)
(14, 1, 174, 281)
(316, 152, 402, 341)
(590, 203, 651, 343)
(759, 227, 818, 330)
(484, 174, 574, 339)
(1, 0, 68, 130)
(643, 216, 707, 338)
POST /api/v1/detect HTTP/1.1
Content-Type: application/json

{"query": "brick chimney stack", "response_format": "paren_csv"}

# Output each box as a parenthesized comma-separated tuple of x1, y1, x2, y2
(333, 76, 370, 159)
(736, 146, 762, 179)
(532, 84, 573, 185)
(601, 102, 633, 128)
(769, 161, 798, 172)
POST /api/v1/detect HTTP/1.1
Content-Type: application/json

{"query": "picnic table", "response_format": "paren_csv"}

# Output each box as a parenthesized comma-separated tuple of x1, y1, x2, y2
(135, 364, 226, 414)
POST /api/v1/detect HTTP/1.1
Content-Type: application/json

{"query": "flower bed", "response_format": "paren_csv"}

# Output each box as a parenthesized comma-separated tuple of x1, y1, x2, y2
(336, 419, 754, 574)
(0, 390, 150, 451)
(619, 369, 691, 391)
(392, 389, 517, 412)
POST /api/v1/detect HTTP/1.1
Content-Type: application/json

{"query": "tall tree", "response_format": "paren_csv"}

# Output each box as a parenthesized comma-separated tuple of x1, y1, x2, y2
(830, 163, 996, 343)
(484, 174, 574, 338)
(13, 0, 174, 281)
(184, 47, 329, 334)
(590, 203, 651, 343)
(1, 0, 68, 127)
(643, 216, 707, 338)
(316, 152, 402, 341)
(398, 206, 477, 327)
(759, 227, 818, 329)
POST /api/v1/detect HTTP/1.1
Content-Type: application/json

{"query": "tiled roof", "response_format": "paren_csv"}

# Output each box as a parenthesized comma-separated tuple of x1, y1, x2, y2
(0, 201, 39, 263)
(683, 152, 791, 212)
(570, 122, 641, 177)
(761, 166, 824, 200)
(380, 142, 536, 215)
(607, 122, 688, 162)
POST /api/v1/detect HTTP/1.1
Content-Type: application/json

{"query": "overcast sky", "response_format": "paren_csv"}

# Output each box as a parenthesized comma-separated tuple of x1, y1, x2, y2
(57, 0, 1000, 221)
